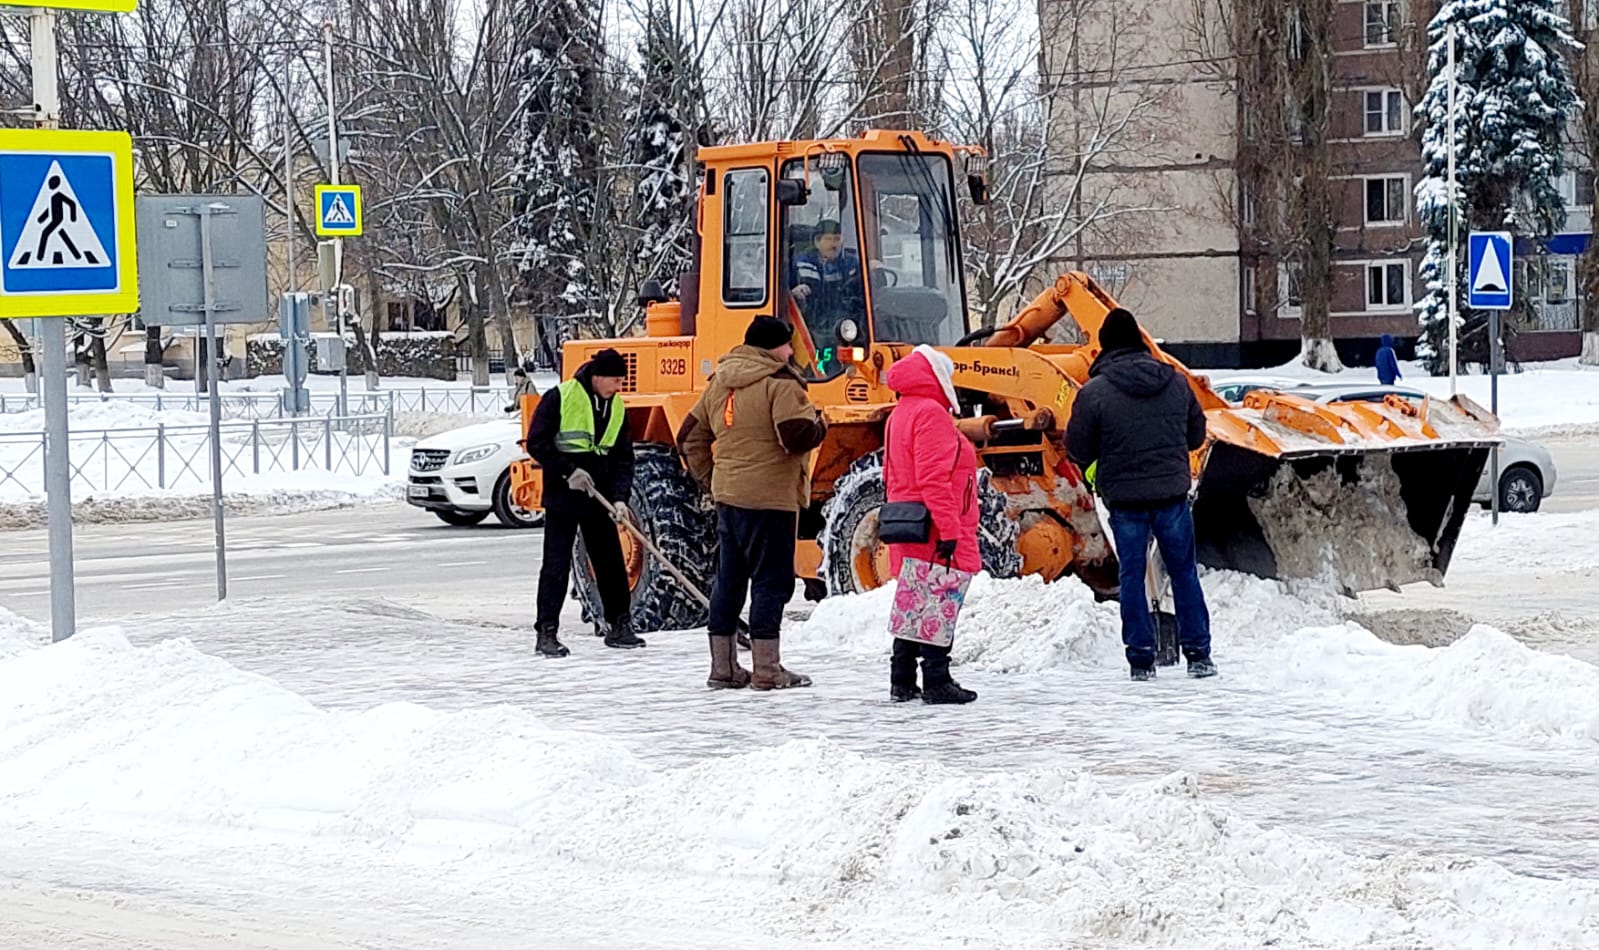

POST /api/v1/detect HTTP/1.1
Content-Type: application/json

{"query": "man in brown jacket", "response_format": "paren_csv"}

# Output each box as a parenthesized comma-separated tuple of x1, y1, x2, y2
(678, 316, 826, 690)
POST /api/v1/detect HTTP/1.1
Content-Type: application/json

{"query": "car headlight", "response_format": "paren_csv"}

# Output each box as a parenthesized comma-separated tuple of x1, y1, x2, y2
(453, 444, 499, 465)
(839, 319, 860, 343)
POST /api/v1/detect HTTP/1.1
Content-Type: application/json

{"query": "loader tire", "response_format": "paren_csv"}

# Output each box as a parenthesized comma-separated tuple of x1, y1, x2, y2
(573, 443, 715, 634)
(820, 451, 1021, 596)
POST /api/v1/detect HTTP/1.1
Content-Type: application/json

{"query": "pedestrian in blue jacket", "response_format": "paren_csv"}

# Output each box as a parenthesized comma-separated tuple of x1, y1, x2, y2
(1376, 334, 1402, 386)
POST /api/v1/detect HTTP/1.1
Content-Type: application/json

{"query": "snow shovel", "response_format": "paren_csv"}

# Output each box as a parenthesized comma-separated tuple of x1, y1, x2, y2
(582, 484, 753, 648)
(1145, 548, 1181, 668)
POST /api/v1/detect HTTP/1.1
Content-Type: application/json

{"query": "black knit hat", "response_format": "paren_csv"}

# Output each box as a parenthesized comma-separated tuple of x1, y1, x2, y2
(744, 315, 793, 351)
(589, 348, 629, 378)
(1099, 308, 1146, 354)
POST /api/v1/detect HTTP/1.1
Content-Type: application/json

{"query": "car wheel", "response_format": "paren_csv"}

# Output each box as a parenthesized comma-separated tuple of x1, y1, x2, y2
(434, 508, 490, 527)
(1498, 465, 1543, 513)
(492, 470, 546, 528)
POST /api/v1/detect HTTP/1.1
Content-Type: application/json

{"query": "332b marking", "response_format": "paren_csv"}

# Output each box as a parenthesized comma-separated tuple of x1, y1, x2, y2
(660, 357, 688, 376)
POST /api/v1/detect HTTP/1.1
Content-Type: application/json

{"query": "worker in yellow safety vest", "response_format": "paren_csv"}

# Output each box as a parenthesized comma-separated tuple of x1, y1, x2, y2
(524, 348, 644, 657)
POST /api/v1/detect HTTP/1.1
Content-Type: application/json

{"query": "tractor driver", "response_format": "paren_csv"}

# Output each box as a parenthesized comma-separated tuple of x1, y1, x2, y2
(790, 219, 866, 357)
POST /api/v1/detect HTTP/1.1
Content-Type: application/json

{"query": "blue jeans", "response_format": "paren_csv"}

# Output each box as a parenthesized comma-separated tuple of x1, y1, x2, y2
(1108, 500, 1212, 669)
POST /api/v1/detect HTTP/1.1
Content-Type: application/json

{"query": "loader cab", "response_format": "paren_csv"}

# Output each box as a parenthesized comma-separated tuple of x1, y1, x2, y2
(777, 147, 970, 379)
(696, 132, 975, 381)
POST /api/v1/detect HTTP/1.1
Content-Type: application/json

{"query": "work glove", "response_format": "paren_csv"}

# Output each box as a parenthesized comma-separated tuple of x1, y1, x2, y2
(611, 502, 632, 524)
(934, 539, 957, 565)
(566, 469, 597, 496)
(1083, 460, 1098, 494)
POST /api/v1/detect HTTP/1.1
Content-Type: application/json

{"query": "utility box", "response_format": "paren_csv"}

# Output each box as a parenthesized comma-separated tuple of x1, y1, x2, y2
(279, 293, 312, 414)
(316, 335, 347, 373)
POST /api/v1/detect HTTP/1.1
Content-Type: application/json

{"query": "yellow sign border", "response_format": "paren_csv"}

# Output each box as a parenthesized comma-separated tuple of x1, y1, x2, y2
(0, 128, 139, 319)
(314, 184, 364, 237)
(0, 0, 138, 13)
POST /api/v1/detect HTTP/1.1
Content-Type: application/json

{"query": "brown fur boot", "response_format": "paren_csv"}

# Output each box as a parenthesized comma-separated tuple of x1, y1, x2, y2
(706, 634, 751, 689)
(749, 637, 812, 690)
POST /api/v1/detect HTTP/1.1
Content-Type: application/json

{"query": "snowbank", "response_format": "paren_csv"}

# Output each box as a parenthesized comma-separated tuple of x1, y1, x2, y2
(1269, 624, 1599, 744)
(1208, 359, 1599, 434)
(0, 628, 1593, 947)
(1449, 509, 1599, 575)
(0, 607, 39, 660)
(797, 571, 1599, 746)
(0, 400, 211, 433)
(0, 470, 403, 528)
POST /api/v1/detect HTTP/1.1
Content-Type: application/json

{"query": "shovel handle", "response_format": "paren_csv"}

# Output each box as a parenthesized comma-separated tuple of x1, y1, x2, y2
(584, 484, 713, 611)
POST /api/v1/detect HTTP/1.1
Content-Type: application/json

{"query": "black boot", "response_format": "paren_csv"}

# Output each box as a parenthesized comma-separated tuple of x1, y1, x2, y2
(1186, 653, 1218, 679)
(890, 639, 921, 703)
(535, 622, 569, 658)
(604, 616, 647, 650)
(920, 646, 976, 705)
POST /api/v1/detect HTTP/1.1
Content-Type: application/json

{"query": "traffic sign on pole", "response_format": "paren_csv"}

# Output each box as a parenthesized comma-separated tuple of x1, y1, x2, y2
(314, 184, 363, 236)
(1467, 231, 1514, 310)
(0, 128, 139, 319)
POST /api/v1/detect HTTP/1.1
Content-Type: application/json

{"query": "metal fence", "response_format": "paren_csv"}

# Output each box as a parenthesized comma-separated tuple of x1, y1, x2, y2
(0, 413, 393, 498)
(0, 386, 514, 420)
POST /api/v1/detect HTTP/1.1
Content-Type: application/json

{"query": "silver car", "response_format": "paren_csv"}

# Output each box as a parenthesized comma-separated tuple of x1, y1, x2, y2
(1271, 383, 1556, 512)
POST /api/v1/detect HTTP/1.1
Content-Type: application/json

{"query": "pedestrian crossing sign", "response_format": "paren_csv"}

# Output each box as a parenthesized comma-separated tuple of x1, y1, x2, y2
(0, 129, 139, 319)
(315, 184, 363, 237)
(1467, 231, 1513, 310)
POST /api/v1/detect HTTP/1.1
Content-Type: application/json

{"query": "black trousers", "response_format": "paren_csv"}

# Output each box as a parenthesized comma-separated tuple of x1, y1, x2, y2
(537, 493, 630, 629)
(891, 638, 953, 687)
(709, 505, 796, 640)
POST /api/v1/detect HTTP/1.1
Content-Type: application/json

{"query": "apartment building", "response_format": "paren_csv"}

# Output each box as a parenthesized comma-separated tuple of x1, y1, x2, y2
(1043, 0, 1591, 368)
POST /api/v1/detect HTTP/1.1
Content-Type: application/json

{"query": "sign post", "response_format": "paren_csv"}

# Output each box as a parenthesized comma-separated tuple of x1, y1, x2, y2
(1468, 230, 1513, 526)
(134, 194, 269, 600)
(1, 0, 140, 642)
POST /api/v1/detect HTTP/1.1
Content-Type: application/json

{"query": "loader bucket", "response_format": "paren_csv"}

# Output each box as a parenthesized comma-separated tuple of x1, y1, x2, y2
(1191, 394, 1498, 594)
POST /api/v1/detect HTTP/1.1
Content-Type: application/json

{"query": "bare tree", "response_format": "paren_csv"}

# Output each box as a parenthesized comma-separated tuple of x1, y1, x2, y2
(955, 0, 1170, 327)
(344, 0, 527, 385)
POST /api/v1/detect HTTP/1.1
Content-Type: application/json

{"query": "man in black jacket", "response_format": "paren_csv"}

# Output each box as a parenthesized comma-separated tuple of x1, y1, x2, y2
(525, 348, 644, 657)
(1066, 308, 1216, 681)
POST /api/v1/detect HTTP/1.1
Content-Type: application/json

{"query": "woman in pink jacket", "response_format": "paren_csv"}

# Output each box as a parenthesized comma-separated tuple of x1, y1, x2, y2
(882, 345, 979, 705)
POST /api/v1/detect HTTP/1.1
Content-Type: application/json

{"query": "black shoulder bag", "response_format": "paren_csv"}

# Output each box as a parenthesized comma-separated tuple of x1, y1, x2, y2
(876, 416, 957, 545)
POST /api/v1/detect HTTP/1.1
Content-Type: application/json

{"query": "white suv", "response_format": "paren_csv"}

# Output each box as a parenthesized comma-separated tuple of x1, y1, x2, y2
(406, 420, 544, 528)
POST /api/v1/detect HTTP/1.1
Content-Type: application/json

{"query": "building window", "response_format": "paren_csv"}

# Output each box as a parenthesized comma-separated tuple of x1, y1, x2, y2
(1279, 261, 1304, 317)
(1586, 0, 1598, 31)
(1364, 89, 1405, 136)
(1244, 265, 1257, 314)
(1242, 183, 1256, 227)
(722, 167, 770, 306)
(1365, 260, 1410, 310)
(1365, 176, 1408, 225)
(1575, 170, 1595, 207)
(1287, 8, 1305, 60)
(1364, 1, 1400, 47)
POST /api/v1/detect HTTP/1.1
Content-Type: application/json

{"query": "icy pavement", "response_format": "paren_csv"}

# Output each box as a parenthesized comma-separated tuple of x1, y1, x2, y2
(3, 564, 1599, 947)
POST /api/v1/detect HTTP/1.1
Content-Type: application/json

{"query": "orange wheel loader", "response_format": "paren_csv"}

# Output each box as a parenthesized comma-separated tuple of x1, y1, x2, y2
(511, 130, 1500, 633)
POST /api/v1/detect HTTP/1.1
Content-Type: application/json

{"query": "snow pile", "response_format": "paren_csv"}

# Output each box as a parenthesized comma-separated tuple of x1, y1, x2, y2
(0, 470, 404, 528)
(1268, 624, 1599, 745)
(1, 630, 1595, 947)
(1450, 509, 1599, 575)
(796, 571, 1340, 672)
(0, 607, 40, 660)
(0, 400, 212, 433)
(391, 411, 499, 439)
(800, 570, 1599, 746)
(1207, 359, 1599, 434)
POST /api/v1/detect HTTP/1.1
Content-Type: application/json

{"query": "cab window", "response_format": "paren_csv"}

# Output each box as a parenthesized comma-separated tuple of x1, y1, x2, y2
(779, 158, 867, 379)
(723, 167, 770, 306)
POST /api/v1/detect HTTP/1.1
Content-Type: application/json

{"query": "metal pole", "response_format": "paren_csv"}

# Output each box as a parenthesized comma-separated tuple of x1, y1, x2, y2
(33, 9, 75, 642)
(324, 21, 349, 420)
(200, 204, 228, 600)
(284, 55, 297, 294)
(1446, 22, 1459, 395)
